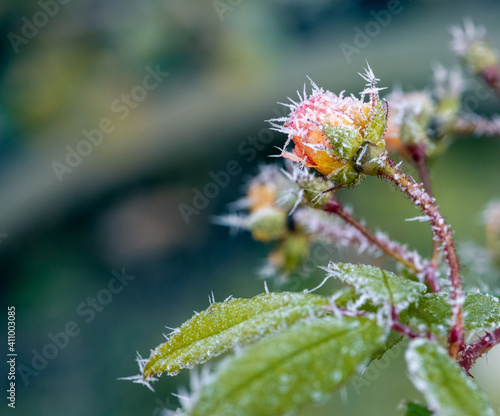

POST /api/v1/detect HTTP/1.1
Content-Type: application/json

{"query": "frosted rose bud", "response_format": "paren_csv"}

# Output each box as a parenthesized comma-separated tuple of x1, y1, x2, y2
(384, 91, 435, 157)
(270, 65, 387, 186)
(451, 19, 498, 81)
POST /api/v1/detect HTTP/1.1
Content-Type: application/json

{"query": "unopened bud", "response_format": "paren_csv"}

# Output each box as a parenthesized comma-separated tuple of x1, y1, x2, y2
(271, 65, 387, 187)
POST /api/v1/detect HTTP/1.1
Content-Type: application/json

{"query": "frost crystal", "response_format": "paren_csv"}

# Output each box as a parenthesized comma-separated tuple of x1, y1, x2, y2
(118, 352, 159, 392)
(450, 18, 487, 58)
(324, 262, 426, 312)
(432, 63, 464, 101)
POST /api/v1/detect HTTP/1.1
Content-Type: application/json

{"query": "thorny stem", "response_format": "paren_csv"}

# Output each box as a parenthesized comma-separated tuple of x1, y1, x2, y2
(451, 115, 500, 138)
(458, 327, 500, 375)
(407, 144, 441, 285)
(376, 153, 465, 358)
(323, 197, 440, 293)
(407, 144, 433, 197)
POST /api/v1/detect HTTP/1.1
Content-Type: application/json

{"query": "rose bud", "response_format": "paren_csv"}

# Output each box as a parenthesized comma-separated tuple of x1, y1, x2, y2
(270, 65, 388, 186)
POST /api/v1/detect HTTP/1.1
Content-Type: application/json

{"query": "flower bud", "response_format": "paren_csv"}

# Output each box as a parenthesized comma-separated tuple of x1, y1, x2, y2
(248, 207, 288, 242)
(384, 91, 435, 154)
(248, 182, 278, 212)
(451, 19, 499, 81)
(271, 66, 387, 186)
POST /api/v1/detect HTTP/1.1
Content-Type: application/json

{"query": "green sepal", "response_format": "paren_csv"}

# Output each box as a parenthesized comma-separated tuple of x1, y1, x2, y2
(143, 292, 329, 378)
(406, 339, 496, 416)
(323, 125, 365, 186)
(364, 97, 388, 147)
(188, 315, 387, 416)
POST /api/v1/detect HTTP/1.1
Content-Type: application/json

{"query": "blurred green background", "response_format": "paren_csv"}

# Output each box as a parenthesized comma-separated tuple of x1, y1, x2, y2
(1, 0, 500, 415)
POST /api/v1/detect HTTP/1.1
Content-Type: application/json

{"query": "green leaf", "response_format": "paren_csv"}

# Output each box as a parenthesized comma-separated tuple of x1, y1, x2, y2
(406, 402, 433, 416)
(143, 292, 330, 378)
(409, 292, 500, 333)
(325, 262, 427, 309)
(188, 315, 387, 416)
(406, 339, 496, 416)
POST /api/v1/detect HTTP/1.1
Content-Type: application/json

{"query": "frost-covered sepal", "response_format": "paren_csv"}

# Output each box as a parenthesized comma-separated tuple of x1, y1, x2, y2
(406, 339, 496, 416)
(324, 262, 427, 311)
(142, 292, 329, 378)
(185, 315, 387, 416)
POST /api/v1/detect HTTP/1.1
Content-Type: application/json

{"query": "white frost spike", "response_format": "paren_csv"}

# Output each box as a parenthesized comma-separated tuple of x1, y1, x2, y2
(304, 274, 332, 294)
(358, 62, 380, 86)
(405, 215, 432, 222)
(212, 214, 249, 235)
(118, 352, 159, 392)
(173, 367, 215, 414)
(432, 63, 464, 100)
(450, 18, 487, 58)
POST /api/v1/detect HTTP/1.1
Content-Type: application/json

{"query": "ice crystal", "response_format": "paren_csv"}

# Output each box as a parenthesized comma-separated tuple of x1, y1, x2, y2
(450, 18, 487, 58)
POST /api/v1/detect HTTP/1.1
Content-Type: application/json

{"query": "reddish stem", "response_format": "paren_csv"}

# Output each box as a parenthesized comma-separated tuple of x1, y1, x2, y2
(407, 144, 441, 287)
(324, 197, 440, 292)
(458, 327, 500, 375)
(407, 144, 433, 197)
(451, 116, 500, 138)
(376, 155, 464, 358)
(390, 306, 421, 339)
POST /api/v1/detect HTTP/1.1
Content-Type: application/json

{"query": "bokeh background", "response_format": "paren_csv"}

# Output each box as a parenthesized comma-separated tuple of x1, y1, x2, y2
(1, 0, 500, 415)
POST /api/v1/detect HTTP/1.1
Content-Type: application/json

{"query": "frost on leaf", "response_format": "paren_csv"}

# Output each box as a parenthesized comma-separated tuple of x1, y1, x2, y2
(324, 262, 427, 311)
(406, 339, 496, 416)
(142, 292, 329, 379)
(185, 315, 387, 416)
(409, 292, 500, 333)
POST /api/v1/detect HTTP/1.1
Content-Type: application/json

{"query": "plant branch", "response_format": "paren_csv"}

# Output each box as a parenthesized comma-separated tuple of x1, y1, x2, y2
(323, 196, 440, 292)
(374, 152, 464, 358)
(451, 114, 500, 138)
(406, 143, 441, 277)
(458, 327, 500, 375)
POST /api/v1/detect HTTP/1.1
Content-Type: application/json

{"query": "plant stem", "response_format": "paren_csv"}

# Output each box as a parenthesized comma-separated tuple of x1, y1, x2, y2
(458, 327, 500, 375)
(323, 197, 440, 292)
(408, 144, 433, 197)
(407, 144, 441, 278)
(390, 305, 421, 339)
(451, 115, 500, 138)
(375, 152, 464, 358)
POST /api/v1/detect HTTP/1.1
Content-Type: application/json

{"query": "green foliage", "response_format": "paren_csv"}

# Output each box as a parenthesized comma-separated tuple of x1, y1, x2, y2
(406, 339, 496, 416)
(409, 292, 500, 333)
(405, 402, 433, 416)
(188, 315, 387, 416)
(143, 292, 330, 378)
(326, 262, 427, 309)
